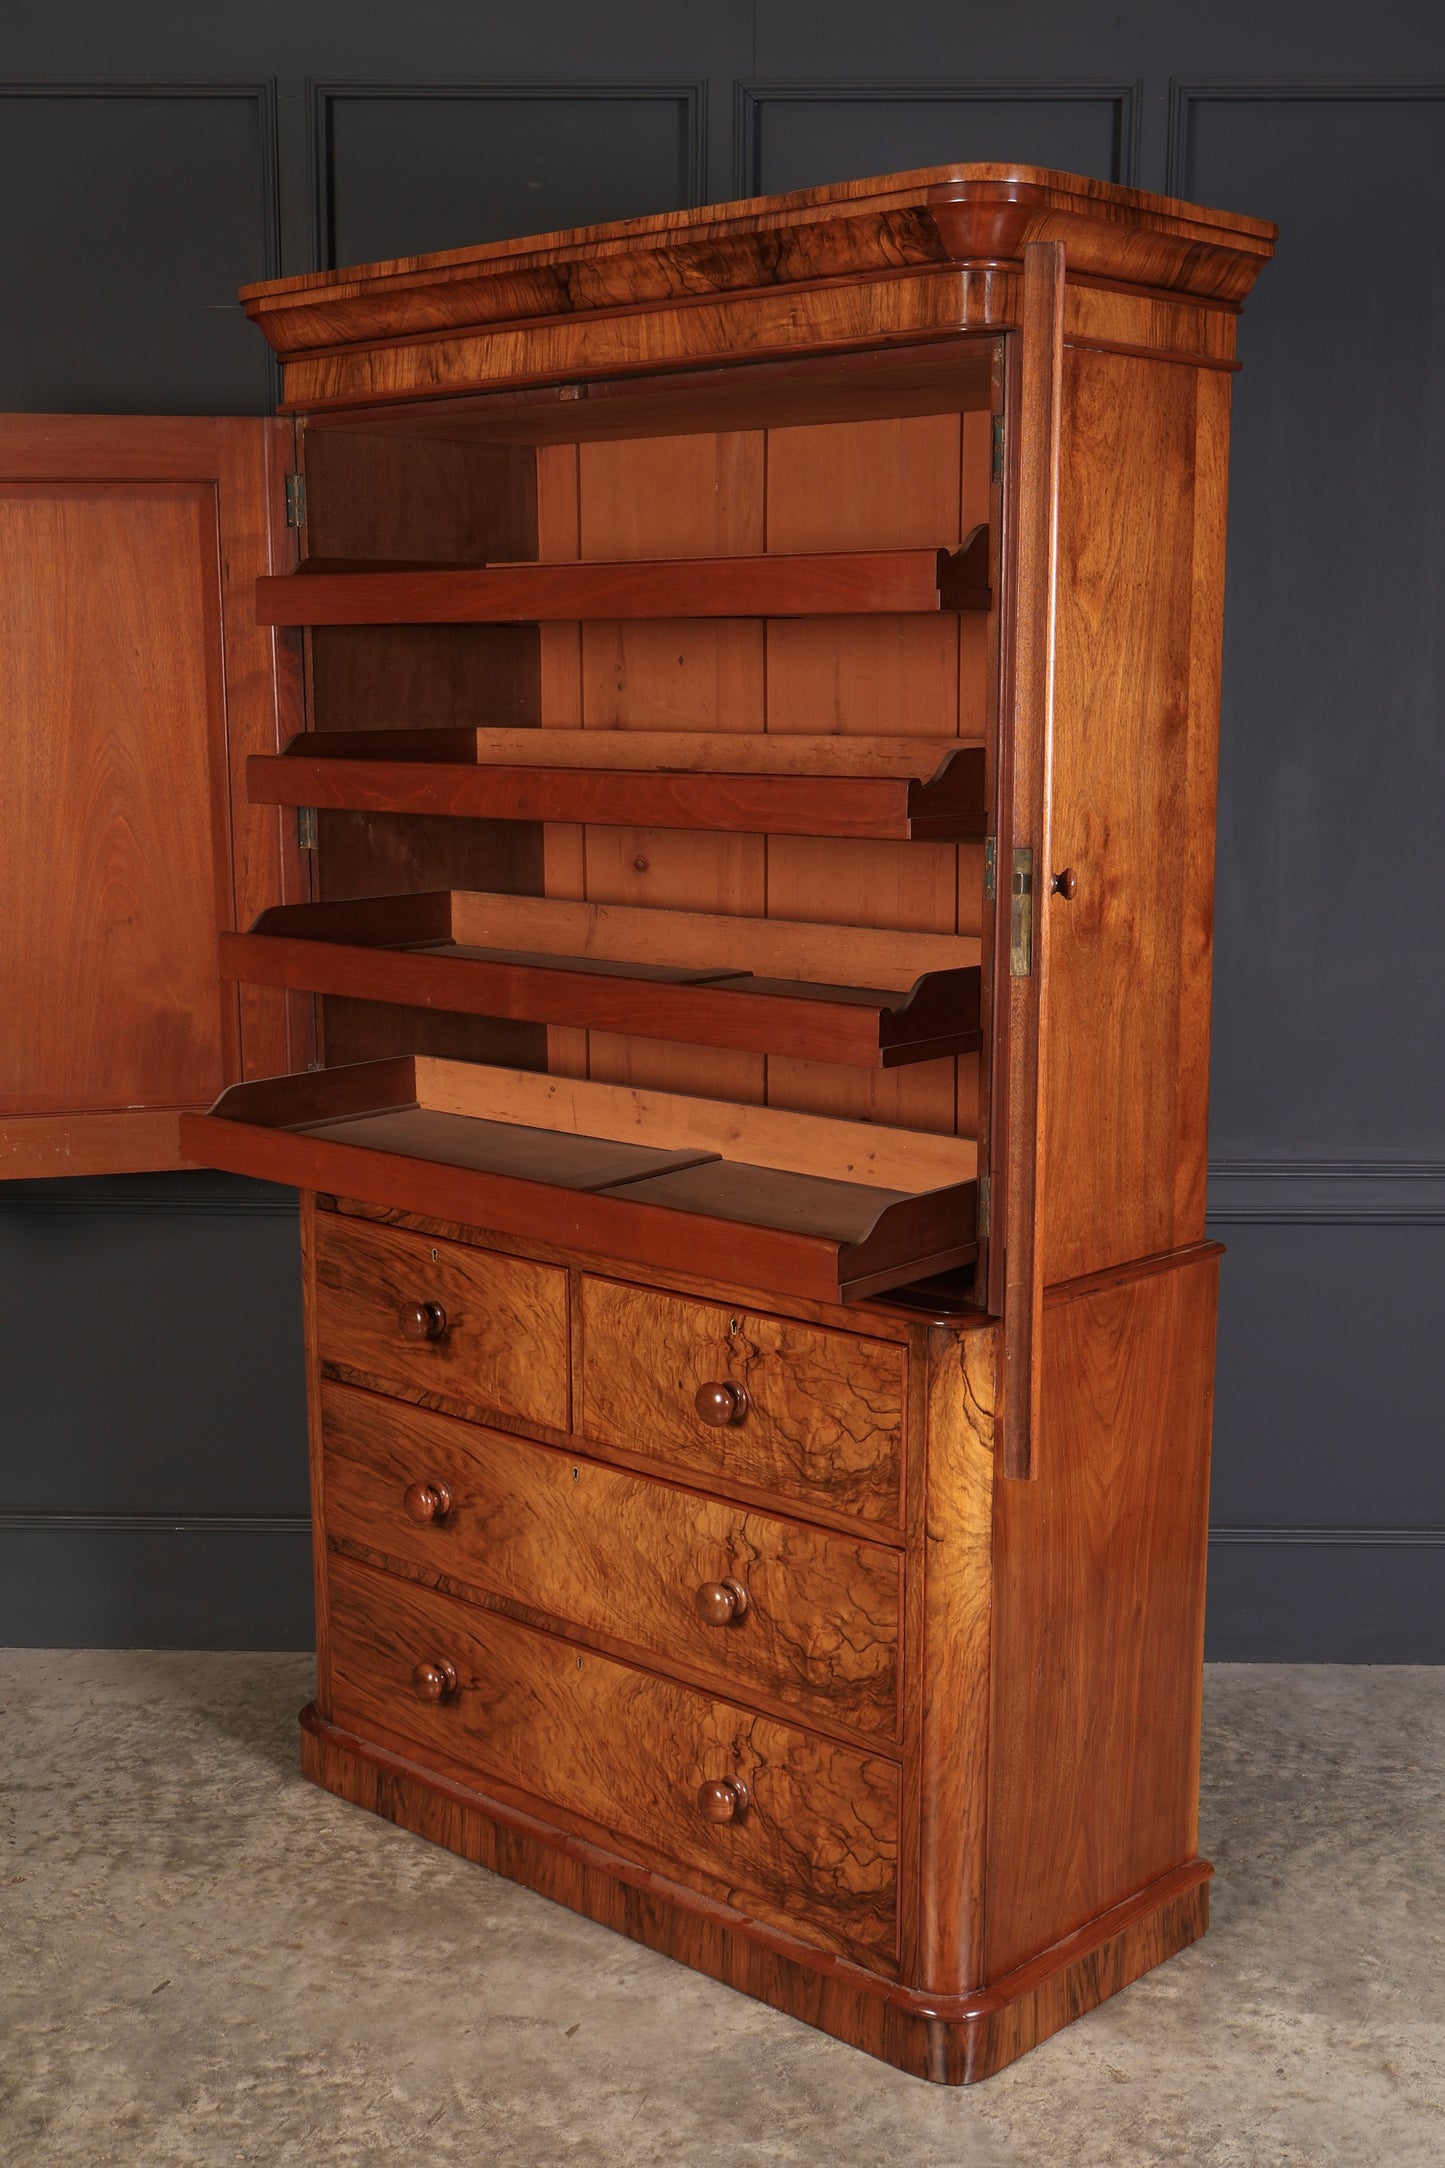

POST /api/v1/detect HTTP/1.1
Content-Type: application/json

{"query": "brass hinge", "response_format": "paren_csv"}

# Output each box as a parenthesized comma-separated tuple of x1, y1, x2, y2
(991, 415, 1005, 483)
(296, 805, 318, 851)
(983, 834, 997, 902)
(977, 1172, 991, 1238)
(1010, 846, 1034, 976)
(284, 472, 306, 527)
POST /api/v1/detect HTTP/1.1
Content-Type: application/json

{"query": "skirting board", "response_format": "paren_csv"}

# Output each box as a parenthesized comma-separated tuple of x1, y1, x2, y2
(300, 1703, 1211, 2085)
(1204, 1537, 1445, 1662)
(2, 1524, 1438, 1656)
(0, 1522, 314, 1648)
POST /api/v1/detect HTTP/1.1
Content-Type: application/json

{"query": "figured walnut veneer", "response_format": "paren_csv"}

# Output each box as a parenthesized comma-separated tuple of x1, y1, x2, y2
(7, 160, 1271, 2082)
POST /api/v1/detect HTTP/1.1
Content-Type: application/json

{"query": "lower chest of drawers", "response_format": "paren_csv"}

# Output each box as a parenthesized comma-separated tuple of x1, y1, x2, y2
(309, 1202, 915, 1974)
(326, 1551, 899, 1969)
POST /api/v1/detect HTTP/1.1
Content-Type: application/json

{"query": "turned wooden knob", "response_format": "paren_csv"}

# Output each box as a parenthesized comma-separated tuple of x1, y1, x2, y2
(693, 1380, 747, 1428)
(411, 1658, 457, 1702)
(697, 1776, 749, 1824)
(403, 1480, 452, 1524)
(399, 1300, 447, 1341)
(695, 1578, 749, 1626)
(1051, 868, 1078, 900)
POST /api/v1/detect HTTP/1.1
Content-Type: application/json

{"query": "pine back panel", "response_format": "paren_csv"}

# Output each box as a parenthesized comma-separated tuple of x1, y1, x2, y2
(536, 407, 992, 1139)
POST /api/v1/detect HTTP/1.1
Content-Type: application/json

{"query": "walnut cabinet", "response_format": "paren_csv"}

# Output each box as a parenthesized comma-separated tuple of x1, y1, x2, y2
(0, 165, 1274, 2081)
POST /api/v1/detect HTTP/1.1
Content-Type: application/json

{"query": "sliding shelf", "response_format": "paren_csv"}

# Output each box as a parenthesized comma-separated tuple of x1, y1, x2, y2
(178, 1059, 979, 1304)
(219, 891, 982, 1067)
(249, 729, 987, 841)
(254, 531, 990, 626)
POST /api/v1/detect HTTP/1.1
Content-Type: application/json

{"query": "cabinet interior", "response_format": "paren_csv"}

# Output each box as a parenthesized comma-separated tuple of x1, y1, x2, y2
(216, 338, 1001, 1303)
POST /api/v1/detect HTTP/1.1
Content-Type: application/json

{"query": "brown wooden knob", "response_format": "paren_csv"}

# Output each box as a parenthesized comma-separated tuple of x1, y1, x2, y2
(403, 1480, 452, 1525)
(399, 1300, 447, 1341)
(693, 1380, 747, 1428)
(696, 1776, 749, 1824)
(1051, 868, 1078, 900)
(411, 1658, 457, 1703)
(695, 1578, 749, 1626)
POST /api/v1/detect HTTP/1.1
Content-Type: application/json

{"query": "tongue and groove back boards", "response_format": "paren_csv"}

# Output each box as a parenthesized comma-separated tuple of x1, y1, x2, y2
(290, 392, 994, 1145)
(526, 406, 993, 1137)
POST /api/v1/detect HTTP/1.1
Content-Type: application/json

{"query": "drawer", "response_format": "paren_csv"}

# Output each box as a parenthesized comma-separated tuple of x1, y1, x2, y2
(326, 1552, 899, 1968)
(312, 1211, 568, 1431)
(321, 1380, 900, 1740)
(578, 1276, 903, 1525)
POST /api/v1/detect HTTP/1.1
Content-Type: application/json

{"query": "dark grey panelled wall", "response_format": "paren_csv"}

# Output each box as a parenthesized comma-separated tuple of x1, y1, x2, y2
(2, 1, 1442, 1655)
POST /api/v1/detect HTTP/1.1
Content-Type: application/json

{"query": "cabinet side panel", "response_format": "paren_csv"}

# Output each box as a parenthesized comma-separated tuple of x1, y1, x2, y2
(911, 1323, 994, 1994)
(299, 1191, 332, 1721)
(1040, 351, 1228, 1280)
(984, 1252, 1216, 1981)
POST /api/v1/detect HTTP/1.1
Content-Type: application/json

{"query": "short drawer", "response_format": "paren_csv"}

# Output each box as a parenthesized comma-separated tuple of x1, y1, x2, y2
(578, 1276, 903, 1525)
(326, 1552, 899, 1969)
(312, 1211, 568, 1431)
(322, 1379, 900, 1740)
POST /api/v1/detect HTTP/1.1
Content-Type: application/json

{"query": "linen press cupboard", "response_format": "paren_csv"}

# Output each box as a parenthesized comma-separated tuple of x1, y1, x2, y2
(0, 165, 1274, 2082)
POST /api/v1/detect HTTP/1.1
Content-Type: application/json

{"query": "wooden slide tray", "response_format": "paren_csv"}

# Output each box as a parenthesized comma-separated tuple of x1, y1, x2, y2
(178, 1058, 978, 1304)
(218, 890, 983, 1067)
(248, 729, 987, 842)
(254, 533, 990, 626)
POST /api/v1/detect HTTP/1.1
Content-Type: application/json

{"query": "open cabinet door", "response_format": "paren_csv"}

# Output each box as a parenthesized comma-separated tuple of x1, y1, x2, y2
(995, 243, 1229, 1475)
(0, 415, 310, 1177)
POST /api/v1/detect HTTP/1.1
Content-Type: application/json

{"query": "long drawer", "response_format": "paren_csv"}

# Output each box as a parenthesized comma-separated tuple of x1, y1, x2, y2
(326, 1552, 899, 1969)
(321, 1380, 900, 1740)
(577, 1276, 904, 1527)
(313, 1210, 568, 1431)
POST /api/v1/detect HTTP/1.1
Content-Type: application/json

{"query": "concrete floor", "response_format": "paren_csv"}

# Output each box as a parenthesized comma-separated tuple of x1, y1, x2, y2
(1, 1658, 1441, 2168)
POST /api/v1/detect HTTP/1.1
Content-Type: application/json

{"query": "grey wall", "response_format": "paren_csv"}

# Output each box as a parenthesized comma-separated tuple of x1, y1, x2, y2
(2, 1, 1441, 1655)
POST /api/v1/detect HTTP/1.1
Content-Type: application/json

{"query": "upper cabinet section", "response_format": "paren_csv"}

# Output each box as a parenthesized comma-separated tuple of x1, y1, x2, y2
(238, 164, 1276, 414)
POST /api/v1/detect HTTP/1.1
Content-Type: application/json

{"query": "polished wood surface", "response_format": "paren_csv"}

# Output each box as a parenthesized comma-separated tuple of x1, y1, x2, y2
(198, 1051, 977, 1187)
(220, 898, 981, 1069)
(182, 1055, 979, 1307)
(326, 1551, 900, 1968)
(302, 1703, 1209, 2082)
(994, 240, 1066, 1477)
(321, 1380, 901, 1738)
(257, 544, 987, 626)
(249, 165, 1272, 329)
(985, 1250, 1219, 1980)
(240, 165, 1272, 413)
(268, 727, 979, 777)
(578, 1276, 904, 1527)
(42, 161, 1269, 2082)
(1038, 347, 1229, 1282)
(299, 1193, 335, 1723)
(311, 1210, 569, 1431)
(910, 1323, 996, 1993)
(248, 742, 987, 843)
(242, 886, 977, 981)
(0, 415, 305, 1174)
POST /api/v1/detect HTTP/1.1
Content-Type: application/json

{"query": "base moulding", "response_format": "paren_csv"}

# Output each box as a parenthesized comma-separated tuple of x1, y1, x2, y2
(299, 1704, 1211, 2084)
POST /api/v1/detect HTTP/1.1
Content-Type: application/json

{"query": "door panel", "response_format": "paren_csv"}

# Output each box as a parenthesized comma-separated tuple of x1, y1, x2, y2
(995, 256, 1230, 1477)
(0, 416, 307, 1177)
